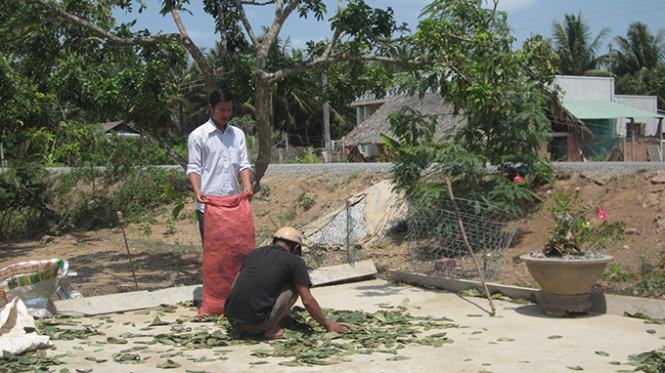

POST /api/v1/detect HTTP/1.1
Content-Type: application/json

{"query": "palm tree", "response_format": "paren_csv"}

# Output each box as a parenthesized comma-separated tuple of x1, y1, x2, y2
(614, 22, 665, 76)
(552, 13, 609, 75)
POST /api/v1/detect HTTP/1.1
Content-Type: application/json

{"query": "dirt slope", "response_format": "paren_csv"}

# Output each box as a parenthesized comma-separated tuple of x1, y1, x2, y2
(2, 169, 664, 299)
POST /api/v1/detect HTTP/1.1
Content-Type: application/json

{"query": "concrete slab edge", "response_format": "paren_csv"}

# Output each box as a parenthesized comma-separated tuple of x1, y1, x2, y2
(55, 260, 378, 316)
(388, 270, 665, 320)
(309, 260, 377, 287)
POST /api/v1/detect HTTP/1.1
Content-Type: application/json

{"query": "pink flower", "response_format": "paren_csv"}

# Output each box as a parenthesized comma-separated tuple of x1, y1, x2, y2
(513, 175, 523, 183)
(596, 207, 608, 221)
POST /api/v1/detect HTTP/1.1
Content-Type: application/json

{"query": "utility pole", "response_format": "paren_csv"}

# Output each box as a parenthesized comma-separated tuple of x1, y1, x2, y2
(658, 118, 663, 162)
(630, 118, 636, 161)
(0, 141, 5, 167)
(179, 101, 184, 135)
(608, 42, 613, 76)
(322, 74, 331, 163)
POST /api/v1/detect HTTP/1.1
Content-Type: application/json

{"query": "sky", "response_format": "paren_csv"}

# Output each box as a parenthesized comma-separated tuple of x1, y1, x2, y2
(113, 0, 665, 54)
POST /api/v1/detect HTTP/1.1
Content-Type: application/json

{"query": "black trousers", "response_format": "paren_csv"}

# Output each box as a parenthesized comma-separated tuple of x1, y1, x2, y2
(197, 210, 204, 241)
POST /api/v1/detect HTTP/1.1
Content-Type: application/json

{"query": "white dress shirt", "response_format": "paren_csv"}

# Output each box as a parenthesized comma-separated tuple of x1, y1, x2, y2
(186, 119, 251, 212)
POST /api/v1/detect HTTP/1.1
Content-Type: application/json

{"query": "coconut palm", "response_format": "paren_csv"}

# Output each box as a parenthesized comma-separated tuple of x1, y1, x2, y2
(552, 13, 609, 75)
(613, 22, 665, 76)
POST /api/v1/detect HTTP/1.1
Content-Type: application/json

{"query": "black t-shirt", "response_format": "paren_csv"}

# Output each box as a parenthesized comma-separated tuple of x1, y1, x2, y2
(224, 245, 312, 324)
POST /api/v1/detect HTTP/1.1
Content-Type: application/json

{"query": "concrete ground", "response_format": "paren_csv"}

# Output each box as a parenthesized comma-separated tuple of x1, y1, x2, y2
(44, 279, 663, 372)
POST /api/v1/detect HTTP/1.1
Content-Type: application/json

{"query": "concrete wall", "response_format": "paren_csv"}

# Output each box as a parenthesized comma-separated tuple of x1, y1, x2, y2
(616, 95, 660, 136)
(555, 75, 614, 101)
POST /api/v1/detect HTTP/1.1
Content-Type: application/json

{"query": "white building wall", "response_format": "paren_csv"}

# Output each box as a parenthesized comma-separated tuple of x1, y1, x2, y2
(615, 95, 660, 136)
(555, 75, 614, 101)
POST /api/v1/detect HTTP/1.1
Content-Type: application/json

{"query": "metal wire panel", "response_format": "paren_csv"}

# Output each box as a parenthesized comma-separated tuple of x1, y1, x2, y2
(406, 198, 516, 280)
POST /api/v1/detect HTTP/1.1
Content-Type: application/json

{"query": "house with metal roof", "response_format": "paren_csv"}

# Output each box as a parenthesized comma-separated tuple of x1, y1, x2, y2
(554, 75, 663, 161)
(344, 75, 663, 162)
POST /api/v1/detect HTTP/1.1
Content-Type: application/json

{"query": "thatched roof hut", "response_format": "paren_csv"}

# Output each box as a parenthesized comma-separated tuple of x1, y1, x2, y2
(341, 91, 591, 154)
(341, 92, 466, 147)
(546, 94, 591, 143)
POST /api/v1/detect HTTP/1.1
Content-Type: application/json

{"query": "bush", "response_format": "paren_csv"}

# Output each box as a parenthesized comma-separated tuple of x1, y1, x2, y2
(1, 163, 191, 240)
(0, 163, 55, 240)
(384, 108, 549, 216)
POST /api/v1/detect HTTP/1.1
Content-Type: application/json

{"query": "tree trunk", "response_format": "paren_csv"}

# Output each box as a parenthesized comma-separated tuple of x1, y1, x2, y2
(253, 78, 272, 190)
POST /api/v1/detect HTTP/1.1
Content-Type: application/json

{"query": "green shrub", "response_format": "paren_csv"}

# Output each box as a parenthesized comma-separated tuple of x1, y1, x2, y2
(634, 252, 665, 297)
(383, 108, 549, 216)
(296, 191, 317, 211)
(2, 163, 191, 240)
(0, 163, 55, 240)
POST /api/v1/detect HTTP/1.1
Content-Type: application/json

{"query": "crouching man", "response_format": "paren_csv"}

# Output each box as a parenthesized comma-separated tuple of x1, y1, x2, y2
(224, 226, 351, 339)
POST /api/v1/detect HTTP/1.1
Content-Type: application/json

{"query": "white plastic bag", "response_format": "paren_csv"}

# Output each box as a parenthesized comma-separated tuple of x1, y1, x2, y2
(0, 297, 51, 356)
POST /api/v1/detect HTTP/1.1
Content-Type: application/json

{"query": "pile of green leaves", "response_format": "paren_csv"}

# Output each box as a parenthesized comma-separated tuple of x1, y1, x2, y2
(36, 316, 103, 341)
(627, 346, 665, 373)
(0, 351, 63, 373)
(154, 307, 456, 366)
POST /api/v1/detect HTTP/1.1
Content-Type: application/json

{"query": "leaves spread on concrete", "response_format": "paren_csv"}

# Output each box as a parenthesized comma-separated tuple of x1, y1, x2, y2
(152, 306, 455, 366)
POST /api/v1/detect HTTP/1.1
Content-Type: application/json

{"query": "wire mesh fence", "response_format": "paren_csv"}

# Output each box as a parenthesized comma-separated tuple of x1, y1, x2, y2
(303, 198, 366, 267)
(406, 198, 516, 281)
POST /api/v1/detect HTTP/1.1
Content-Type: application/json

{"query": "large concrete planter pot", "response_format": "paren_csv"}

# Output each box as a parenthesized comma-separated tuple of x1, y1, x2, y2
(520, 254, 613, 316)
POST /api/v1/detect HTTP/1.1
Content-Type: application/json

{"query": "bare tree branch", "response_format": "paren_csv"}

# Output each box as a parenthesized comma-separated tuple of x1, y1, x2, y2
(217, 2, 228, 57)
(235, 0, 259, 47)
(170, 9, 215, 90)
(490, 0, 499, 28)
(320, 0, 344, 61)
(25, 0, 216, 89)
(25, 0, 182, 46)
(268, 54, 406, 82)
(260, 0, 300, 61)
(241, 0, 275, 5)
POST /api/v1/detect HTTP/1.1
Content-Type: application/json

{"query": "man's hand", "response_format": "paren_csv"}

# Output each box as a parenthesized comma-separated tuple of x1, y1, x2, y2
(188, 173, 207, 204)
(326, 321, 352, 334)
(195, 190, 207, 204)
(240, 169, 253, 198)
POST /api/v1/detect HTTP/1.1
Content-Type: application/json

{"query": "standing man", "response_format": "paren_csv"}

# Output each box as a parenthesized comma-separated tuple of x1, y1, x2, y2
(186, 89, 253, 239)
(225, 227, 351, 339)
(187, 89, 255, 315)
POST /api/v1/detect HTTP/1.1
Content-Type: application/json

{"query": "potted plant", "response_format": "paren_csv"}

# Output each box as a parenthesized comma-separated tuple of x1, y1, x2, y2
(521, 189, 625, 316)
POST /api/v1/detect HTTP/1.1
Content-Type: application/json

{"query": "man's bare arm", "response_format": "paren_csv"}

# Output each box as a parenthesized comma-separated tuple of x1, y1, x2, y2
(239, 169, 252, 195)
(296, 285, 351, 333)
(188, 172, 207, 203)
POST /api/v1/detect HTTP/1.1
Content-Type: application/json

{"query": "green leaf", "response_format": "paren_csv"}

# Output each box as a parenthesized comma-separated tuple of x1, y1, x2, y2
(157, 359, 182, 369)
(279, 360, 304, 367)
(106, 336, 128, 344)
(386, 355, 410, 361)
(150, 316, 170, 326)
(171, 202, 185, 220)
(595, 351, 609, 357)
(566, 365, 584, 370)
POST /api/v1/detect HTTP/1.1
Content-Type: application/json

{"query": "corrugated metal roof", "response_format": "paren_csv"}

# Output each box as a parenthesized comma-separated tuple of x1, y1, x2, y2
(563, 100, 664, 120)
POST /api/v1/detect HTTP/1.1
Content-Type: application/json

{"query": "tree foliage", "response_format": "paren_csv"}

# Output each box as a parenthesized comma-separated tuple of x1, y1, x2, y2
(386, 0, 555, 214)
(616, 64, 665, 109)
(552, 13, 609, 75)
(613, 22, 665, 76)
(6, 0, 401, 186)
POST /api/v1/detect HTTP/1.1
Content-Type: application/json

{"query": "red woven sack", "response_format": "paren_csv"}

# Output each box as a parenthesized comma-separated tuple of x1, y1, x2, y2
(197, 192, 255, 316)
